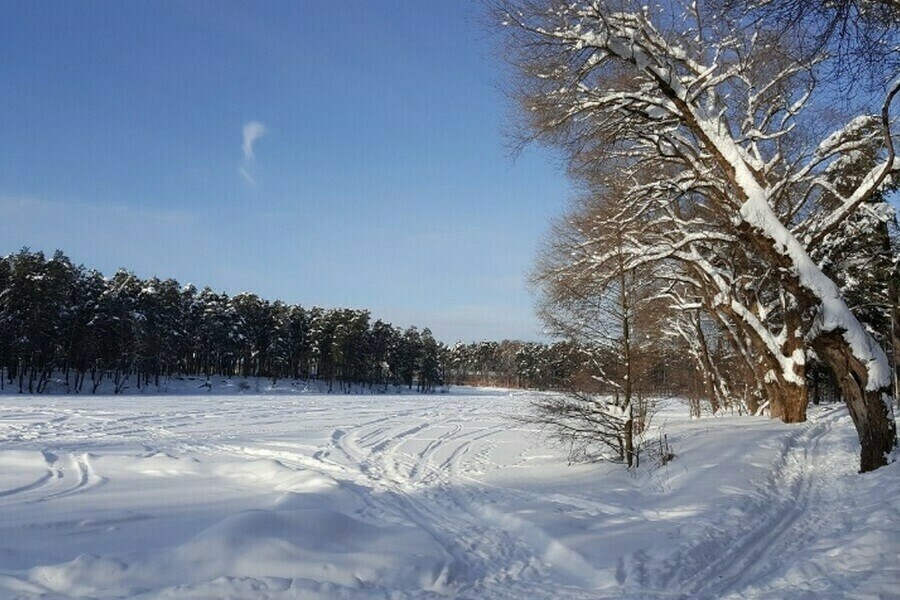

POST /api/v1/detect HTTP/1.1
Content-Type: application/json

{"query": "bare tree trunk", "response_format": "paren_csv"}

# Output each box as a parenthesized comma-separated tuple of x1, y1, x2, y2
(779, 310, 808, 423)
(624, 402, 634, 468)
(812, 369, 820, 405)
(891, 269, 899, 409)
(693, 315, 723, 413)
(619, 261, 636, 468)
(814, 331, 897, 472)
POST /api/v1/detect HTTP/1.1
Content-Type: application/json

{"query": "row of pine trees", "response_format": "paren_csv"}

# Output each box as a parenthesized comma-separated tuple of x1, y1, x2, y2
(0, 250, 444, 394)
(0, 250, 583, 395)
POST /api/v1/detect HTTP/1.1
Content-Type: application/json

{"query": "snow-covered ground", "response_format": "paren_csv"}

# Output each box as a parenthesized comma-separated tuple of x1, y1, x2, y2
(0, 388, 897, 599)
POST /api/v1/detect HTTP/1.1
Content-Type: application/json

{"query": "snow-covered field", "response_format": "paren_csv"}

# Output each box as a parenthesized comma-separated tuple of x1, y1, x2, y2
(0, 388, 897, 599)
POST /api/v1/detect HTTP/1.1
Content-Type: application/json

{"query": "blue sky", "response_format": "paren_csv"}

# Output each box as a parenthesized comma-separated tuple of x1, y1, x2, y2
(0, 1, 572, 342)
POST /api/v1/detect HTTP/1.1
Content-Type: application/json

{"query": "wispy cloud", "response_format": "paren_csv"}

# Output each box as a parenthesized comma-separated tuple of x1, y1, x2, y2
(238, 166, 256, 186)
(239, 120, 266, 186)
(242, 121, 266, 160)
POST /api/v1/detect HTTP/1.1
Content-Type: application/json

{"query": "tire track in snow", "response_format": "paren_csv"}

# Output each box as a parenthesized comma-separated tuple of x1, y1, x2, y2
(0, 471, 54, 498)
(407, 421, 464, 484)
(329, 404, 599, 598)
(0, 394, 606, 598)
(39, 453, 106, 502)
(360, 424, 543, 592)
(0, 451, 62, 501)
(439, 426, 612, 592)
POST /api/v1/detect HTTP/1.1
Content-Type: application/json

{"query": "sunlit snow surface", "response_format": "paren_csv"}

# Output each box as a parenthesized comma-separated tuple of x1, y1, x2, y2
(0, 387, 897, 599)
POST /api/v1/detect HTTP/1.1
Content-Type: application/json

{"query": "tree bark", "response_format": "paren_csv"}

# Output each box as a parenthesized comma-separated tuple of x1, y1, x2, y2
(814, 330, 897, 472)
(624, 403, 634, 468)
(780, 383, 808, 423)
(891, 261, 899, 409)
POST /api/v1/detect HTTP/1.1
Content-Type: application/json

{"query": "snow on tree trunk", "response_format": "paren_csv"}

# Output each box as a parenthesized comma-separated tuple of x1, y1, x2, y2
(814, 331, 897, 472)
(499, 0, 898, 470)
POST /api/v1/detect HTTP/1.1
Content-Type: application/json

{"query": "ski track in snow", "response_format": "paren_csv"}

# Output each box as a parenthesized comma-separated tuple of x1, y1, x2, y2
(0, 391, 896, 599)
(659, 410, 835, 598)
(198, 405, 574, 597)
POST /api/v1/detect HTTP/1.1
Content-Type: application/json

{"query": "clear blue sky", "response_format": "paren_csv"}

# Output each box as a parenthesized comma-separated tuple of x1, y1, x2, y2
(0, 1, 572, 342)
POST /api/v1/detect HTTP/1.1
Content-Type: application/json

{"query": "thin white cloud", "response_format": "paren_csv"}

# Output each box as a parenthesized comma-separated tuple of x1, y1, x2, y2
(238, 166, 256, 186)
(242, 121, 266, 161)
(240, 121, 266, 186)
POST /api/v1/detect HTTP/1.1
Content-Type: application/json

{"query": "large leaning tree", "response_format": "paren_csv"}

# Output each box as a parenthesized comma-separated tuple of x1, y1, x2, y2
(496, 0, 899, 471)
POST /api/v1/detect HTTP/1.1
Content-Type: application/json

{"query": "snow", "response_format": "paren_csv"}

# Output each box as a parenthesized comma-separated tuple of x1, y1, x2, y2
(0, 388, 897, 598)
(816, 115, 879, 158)
(541, 7, 895, 398)
(690, 101, 893, 395)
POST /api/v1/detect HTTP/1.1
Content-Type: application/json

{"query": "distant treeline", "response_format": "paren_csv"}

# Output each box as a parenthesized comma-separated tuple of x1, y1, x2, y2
(0, 249, 589, 394)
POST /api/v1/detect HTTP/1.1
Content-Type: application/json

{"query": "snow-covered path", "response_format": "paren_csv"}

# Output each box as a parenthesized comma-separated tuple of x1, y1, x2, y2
(658, 407, 887, 599)
(0, 389, 897, 598)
